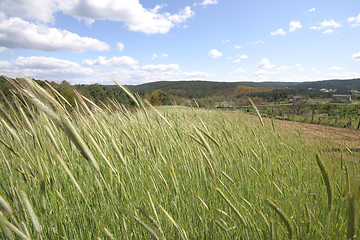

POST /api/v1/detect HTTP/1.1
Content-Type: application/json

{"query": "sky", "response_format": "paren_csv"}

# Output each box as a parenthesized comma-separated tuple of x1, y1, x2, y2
(0, 0, 359, 85)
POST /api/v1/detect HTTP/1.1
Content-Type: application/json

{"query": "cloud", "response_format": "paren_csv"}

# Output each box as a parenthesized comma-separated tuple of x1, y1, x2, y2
(253, 70, 268, 76)
(234, 45, 242, 49)
(0, 17, 109, 52)
(352, 52, 360, 61)
(271, 28, 286, 36)
(348, 13, 360, 27)
(180, 71, 215, 79)
(151, 53, 168, 60)
(142, 64, 179, 72)
(310, 19, 341, 30)
(232, 55, 248, 63)
(295, 64, 305, 71)
(1, 0, 194, 35)
(256, 58, 275, 69)
(58, 1, 195, 34)
(0, 47, 8, 53)
(289, 21, 302, 32)
(252, 40, 264, 45)
(83, 56, 138, 68)
(0, 55, 216, 84)
(221, 40, 229, 43)
(208, 49, 222, 58)
(277, 66, 290, 71)
(200, 0, 218, 6)
(307, 8, 316, 13)
(323, 29, 334, 34)
(117, 42, 124, 51)
(231, 68, 246, 74)
(0, 56, 93, 78)
(0, 0, 57, 23)
(329, 66, 344, 71)
(326, 71, 360, 79)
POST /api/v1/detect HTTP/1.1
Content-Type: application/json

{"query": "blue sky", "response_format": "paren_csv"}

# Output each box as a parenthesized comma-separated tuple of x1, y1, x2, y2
(0, 0, 359, 85)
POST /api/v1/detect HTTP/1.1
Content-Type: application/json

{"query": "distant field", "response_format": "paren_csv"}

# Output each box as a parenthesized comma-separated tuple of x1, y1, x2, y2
(0, 78, 359, 239)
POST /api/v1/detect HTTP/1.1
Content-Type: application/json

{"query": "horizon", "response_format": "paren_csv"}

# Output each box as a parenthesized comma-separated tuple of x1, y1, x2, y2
(0, 0, 359, 85)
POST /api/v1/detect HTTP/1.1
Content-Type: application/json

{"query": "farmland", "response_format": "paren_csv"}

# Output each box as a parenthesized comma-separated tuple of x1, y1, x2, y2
(0, 78, 358, 239)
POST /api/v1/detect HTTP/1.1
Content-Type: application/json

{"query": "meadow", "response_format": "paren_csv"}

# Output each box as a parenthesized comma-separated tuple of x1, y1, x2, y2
(0, 77, 358, 239)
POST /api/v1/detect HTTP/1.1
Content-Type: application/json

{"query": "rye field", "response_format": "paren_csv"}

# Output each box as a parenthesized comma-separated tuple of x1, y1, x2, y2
(0, 78, 359, 239)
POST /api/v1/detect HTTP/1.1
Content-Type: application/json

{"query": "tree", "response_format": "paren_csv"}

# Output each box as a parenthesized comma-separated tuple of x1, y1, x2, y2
(340, 104, 359, 127)
(149, 90, 170, 106)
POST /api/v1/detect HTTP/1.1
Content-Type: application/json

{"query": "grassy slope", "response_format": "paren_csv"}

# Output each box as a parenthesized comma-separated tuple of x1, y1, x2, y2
(0, 78, 358, 239)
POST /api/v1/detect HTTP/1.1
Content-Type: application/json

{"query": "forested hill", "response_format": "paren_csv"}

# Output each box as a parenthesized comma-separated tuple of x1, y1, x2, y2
(127, 80, 276, 98)
(1, 76, 360, 107)
(289, 79, 360, 90)
(128, 79, 360, 92)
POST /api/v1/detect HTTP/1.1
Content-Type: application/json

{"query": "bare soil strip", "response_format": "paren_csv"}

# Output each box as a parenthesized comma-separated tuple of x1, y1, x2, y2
(271, 118, 360, 148)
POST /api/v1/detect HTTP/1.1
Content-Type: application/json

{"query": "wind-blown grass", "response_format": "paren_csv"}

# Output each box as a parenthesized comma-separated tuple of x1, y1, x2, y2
(0, 77, 358, 239)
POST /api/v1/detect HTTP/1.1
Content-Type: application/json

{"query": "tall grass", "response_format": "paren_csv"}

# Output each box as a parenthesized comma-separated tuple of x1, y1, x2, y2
(0, 77, 358, 239)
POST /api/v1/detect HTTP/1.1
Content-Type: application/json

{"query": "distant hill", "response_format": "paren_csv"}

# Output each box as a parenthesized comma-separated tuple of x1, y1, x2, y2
(127, 79, 360, 99)
(289, 79, 360, 91)
(127, 80, 276, 99)
(128, 79, 360, 91)
(1, 75, 359, 107)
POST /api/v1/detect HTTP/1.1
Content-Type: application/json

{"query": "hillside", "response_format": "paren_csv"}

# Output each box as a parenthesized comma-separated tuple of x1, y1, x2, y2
(128, 80, 275, 98)
(126, 79, 360, 104)
(128, 78, 360, 92)
(1, 76, 360, 108)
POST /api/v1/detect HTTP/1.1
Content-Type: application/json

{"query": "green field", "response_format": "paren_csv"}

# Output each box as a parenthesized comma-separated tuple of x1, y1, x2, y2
(0, 78, 359, 239)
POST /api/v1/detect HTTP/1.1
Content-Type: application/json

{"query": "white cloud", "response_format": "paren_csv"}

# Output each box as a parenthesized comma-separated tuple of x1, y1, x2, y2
(221, 40, 229, 43)
(152, 53, 168, 60)
(0, 55, 216, 84)
(0, 0, 57, 22)
(352, 52, 360, 61)
(289, 21, 302, 32)
(232, 55, 248, 63)
(348, 13, 360, 27)
(234, 45, 242, 49)
(0, 56, 93, 79)
(180, 71, 215, 79)
(323, 29, 334, 34)
(83, 56, 138, 67)
(252, 40, 264, 45)
(117, 42, 124, 51)
(307, 8, 316, 13)
(271, 28, 286, 36)
(253, 70, 268, 76)
(231, 68, 246, 74)
(277, 66, 290, 71)
(0, 60, 12, 69)
(310, 19, 341, 30)
(58, 1, 195, 34)
(200, 0, 218, 6)
(0, 1, 194, 35)
(295, 64, 305, 71)
(326, 71, 360, 79)
(329, 66, 344, 71)
(142, 64, 179, 72)
(0, 17, 109, 52)
(0, 47, 8, 53)
(257, 58, 275, 69)
(208, 49, 222, 58)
